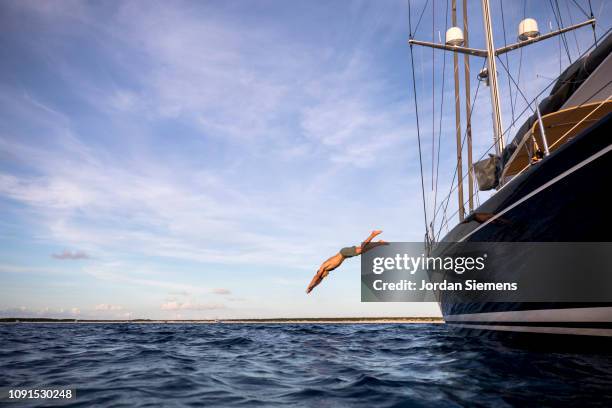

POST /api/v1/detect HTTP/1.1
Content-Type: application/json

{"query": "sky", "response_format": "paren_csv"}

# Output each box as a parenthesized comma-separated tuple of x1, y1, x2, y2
(0, 0, 609, 319)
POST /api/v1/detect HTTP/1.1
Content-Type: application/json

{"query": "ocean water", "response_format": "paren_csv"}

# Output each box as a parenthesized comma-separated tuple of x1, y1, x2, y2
(1, 323, 612, 407)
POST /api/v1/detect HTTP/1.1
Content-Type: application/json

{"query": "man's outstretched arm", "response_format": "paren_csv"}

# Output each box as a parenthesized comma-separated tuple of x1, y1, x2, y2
(306, 267, 327, 294)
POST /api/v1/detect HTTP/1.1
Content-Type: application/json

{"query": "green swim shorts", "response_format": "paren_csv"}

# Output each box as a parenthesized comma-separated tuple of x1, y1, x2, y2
(339, 246, 358, 258)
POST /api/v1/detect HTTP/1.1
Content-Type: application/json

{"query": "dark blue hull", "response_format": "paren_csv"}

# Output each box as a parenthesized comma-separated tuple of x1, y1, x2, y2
(434, 112, 612, 337)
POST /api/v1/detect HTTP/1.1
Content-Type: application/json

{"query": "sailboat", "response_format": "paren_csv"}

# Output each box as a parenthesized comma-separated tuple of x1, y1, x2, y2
(408, 0, 612, 337)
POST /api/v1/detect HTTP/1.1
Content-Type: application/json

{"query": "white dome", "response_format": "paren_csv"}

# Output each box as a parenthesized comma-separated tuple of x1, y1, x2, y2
(518, 18, 540, 41)
(445, 27, 465, 46)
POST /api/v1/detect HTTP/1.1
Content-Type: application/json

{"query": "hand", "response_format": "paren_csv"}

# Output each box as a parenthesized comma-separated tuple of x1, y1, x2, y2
(306, 268, 326, 294)
(371, 230, 383, 237)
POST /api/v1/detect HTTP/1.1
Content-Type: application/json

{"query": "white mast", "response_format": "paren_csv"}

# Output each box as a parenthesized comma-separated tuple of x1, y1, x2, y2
(451, 0, 465, 222)
(481, 0, 504, 155)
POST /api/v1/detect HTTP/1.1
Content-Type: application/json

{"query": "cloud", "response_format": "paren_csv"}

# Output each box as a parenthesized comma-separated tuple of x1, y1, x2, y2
(94, 303, 123, 311)
(52, 250, 91, 260)
(0, 263, 71, 275)
(211, 288, 231, 295)
(160, 301, 224, 311)
(0, 306, 81, 318)
(0, 0, 427, 278)
(85, 264, 207, 294)
(168, 290, 191, 297)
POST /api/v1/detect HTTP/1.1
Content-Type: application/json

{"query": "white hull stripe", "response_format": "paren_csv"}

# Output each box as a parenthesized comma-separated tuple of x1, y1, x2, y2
(445, 306, 612, 322)
(459, 143, 612, 242)
(448, 323, 612, 337)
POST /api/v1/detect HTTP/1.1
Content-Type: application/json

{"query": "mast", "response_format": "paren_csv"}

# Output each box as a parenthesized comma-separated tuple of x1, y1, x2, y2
(481, 0, 504, 155)
(406, 0, 595, 231)
(463, 0, 473, 213)
(452, 0, 465, 222)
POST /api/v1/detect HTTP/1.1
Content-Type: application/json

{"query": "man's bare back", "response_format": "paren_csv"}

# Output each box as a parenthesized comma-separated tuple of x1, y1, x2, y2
(306, 230, 386, 294)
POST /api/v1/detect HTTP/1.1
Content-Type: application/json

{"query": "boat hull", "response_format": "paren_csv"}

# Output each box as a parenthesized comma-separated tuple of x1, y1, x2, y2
(435, 112, 612, 337)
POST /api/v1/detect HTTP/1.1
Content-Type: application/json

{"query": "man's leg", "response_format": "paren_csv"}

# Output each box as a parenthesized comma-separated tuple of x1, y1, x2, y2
(355, 230, 383, 254)
(363, 230, 382, 245)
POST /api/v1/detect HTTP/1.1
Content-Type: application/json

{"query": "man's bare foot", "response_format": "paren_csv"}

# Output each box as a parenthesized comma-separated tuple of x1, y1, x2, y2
(371, 230, 383, 236)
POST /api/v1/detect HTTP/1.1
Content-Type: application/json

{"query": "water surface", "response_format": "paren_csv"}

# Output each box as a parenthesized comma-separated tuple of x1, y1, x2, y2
(1, 323, 611, 407)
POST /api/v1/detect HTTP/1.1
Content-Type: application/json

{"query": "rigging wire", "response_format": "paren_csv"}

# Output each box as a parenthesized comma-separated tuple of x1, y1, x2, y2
(569, 0, 589, 17)
(496, 56, 535, 114)
(564, 0, 581, 55)
(435, 106, 480, 239)
(433, 59, 485, 234)
(413, 0, 431, 37)
(431, 0, 450, 230)
(431, 0, 436, 190)
(432, 77, 544, 228)
(555, 0, 573, 61)
(593, 7, 606, 36)
(511, 0, 527, 119)
(431, 28, 610, 236)
(500, 0, 516, 127)
(408, 0, 430, 237)
(588, 0, 597, 46)
(549, 0, 573, 63)
(437, 81, 612, 236)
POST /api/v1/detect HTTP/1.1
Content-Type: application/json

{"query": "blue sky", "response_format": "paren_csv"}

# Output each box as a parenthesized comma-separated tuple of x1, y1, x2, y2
(0, 0, 608, 319)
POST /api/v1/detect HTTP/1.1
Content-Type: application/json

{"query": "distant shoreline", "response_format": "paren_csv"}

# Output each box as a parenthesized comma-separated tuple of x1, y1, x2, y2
(0, 317, 444, 324)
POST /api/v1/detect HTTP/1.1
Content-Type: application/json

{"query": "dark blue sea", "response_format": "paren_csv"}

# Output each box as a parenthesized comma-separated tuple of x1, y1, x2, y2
(1, 323, 612, 407)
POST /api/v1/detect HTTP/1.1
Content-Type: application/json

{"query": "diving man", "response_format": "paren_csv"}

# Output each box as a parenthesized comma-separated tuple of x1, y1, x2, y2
(306, 230, 387, 294)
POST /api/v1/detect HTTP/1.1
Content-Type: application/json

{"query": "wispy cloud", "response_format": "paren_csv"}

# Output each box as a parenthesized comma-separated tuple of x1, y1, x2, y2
(94, 303, 123, 311)
(0, 306, 81, 319)
(160, 301, 224, 311)
(52, 250, 91, 260)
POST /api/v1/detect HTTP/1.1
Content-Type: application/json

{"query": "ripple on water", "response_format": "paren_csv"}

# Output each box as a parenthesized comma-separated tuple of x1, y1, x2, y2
(1, 323, 612, 407)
